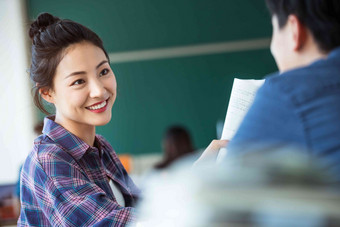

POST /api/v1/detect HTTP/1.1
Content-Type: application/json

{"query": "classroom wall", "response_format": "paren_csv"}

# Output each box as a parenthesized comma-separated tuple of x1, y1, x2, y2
(27, 0, 278, 155)
(0, 0, 35, 184)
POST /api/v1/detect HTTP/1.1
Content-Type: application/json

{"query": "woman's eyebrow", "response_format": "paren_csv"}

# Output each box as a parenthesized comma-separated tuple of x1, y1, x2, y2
(65, 60, 109, 79)
(65, 71, 86, 79)
(96, 60, 108, 69)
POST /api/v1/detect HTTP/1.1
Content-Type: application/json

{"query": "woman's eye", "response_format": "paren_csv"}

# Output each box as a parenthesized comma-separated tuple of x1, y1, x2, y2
(72, 79, 85, 86)
(99, 68, 109, 77)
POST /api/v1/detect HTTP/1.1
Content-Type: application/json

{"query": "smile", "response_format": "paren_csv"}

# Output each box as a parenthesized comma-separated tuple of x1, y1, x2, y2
(86, 98, 109, 113)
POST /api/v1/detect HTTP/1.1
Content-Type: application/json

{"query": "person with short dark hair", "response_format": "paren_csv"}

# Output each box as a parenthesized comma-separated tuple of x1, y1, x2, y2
(227, 0, 340, 181)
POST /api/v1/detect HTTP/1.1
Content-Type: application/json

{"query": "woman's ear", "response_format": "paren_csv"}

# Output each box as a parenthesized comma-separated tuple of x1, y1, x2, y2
(39, 87, 55, 104)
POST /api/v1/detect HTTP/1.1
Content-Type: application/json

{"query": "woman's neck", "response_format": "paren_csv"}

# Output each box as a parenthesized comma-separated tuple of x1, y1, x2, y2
(54, 115, 96, 147)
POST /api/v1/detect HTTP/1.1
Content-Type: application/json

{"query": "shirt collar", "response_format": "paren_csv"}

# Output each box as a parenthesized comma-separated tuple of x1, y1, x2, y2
(42, 116, 105, 160)
(328, 46, 340, 60)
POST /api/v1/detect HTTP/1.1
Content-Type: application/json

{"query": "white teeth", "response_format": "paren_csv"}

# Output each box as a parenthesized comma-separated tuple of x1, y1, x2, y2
(88, 101, 106, 110)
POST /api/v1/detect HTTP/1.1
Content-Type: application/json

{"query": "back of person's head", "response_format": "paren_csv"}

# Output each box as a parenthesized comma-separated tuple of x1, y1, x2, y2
(155, 126, 194, 169)
(29, 12, 109, 115)
(265, 0, 340, 53)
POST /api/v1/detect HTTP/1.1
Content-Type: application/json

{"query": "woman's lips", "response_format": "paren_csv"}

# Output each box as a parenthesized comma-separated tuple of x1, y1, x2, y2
(86, 98, 109, 113)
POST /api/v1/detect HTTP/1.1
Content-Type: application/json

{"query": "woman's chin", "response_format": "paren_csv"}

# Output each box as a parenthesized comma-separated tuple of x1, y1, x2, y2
(91, 115, 112, 126)
(96, 122, 110, 126)
(97, 118, 111, 126)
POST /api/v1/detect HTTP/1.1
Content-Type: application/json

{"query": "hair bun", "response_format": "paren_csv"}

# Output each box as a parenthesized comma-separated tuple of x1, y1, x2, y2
(29, 12, 61, 40)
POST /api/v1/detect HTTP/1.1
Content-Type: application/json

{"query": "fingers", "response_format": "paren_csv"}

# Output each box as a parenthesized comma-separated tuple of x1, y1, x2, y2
(207, 139, 229, 152)
(193, 140, 229, 167)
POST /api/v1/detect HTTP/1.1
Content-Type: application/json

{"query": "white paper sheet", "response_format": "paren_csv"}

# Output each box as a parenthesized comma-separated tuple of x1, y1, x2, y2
(216, 78, 265, 163)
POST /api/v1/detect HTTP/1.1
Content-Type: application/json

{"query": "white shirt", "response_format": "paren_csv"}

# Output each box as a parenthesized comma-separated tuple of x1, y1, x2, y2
(109, 180, 125, 207)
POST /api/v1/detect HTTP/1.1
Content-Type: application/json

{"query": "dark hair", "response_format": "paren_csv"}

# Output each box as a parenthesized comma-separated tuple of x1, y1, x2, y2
(34, 121, 44, 135)
(29, 12, 109, 115)
(265, 0, 340, 52)
(155, 126, 194, 169)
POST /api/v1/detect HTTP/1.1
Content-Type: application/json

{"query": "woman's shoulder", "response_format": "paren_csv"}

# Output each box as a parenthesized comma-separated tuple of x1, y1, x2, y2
(22, 135, 70, 178)
(33, 134, 75, 165)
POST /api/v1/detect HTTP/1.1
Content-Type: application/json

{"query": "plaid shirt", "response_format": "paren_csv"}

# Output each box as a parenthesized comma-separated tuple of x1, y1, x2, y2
(18, 116, 140, 226)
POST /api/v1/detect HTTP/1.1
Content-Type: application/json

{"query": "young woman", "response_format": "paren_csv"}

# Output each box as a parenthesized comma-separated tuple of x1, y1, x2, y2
(19, 12, 227, 226)
(18, 13, 140, 226)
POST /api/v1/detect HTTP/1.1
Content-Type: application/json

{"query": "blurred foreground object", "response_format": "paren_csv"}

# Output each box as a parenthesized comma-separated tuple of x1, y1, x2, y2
(134, 151, 340, 227)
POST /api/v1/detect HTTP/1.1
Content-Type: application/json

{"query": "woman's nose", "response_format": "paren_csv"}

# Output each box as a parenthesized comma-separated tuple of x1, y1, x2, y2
(89, 78, 105, 98)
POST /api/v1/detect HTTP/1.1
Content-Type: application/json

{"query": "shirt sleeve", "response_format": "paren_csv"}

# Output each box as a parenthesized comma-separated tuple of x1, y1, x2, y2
(227, 79, 305, 157)
(27, 145, 135, 227)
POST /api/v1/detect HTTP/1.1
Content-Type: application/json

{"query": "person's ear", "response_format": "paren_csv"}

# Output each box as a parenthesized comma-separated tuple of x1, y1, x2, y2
(287, 14, 307, 51)
(39, 86, 55, 104)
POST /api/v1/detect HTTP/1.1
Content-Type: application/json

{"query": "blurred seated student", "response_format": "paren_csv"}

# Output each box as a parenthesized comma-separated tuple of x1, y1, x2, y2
(226, 0, 340, 181)
(154, 126, 195, 170)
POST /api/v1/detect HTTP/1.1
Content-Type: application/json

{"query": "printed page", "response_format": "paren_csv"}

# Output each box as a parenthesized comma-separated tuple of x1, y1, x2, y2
(217, 78, 265, 163)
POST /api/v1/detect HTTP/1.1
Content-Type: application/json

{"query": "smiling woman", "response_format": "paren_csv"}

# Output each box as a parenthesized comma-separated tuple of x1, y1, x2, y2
(41, 42, 116, 146)
(18, 13, 140, 226)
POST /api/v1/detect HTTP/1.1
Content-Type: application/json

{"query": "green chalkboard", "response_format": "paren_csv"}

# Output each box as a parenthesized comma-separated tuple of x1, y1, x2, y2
(28, 0, 277, 154)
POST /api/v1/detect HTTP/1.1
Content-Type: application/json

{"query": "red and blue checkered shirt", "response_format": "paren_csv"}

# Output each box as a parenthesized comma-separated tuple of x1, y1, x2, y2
(18, 116, 140, 226)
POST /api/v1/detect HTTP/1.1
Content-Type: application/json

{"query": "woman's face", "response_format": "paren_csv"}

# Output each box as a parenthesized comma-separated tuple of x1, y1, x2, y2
(48, 41, 116, 131)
